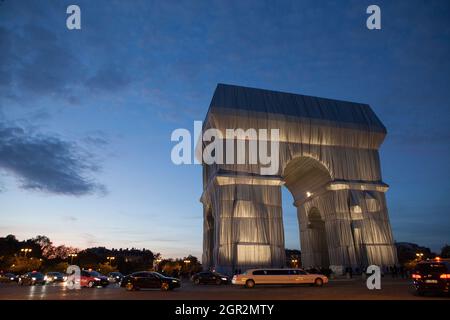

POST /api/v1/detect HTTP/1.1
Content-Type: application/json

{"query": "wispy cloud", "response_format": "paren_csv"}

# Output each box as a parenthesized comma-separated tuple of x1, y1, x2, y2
(63, 216, 78, 222)
(0, 123, 106, 196)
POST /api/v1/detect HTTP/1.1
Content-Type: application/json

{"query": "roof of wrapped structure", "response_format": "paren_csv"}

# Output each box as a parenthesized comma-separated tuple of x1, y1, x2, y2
(208, 83, 386, 132)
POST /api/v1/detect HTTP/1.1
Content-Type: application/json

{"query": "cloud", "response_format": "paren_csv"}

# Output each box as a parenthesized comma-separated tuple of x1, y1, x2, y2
(0, 123, 106, 196)
(63, 216, 78, 222)
(86, 64, 132, 92)
(0, 26, 14, 90)
(0, 21, 133, 108)
(0, 24, 85, 100)
(82, 132, 109, 148)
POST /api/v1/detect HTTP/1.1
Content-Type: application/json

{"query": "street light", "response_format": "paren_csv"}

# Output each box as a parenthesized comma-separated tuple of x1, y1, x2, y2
(107, 256, 115, 265)
(416, 253, 424, 261)
(20, 248, 32, 258)
(154, 258, 162, 272)
(68, 253, 78, 264)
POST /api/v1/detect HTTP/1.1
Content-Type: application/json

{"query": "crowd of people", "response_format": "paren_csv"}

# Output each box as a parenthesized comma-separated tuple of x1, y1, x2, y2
(343, 265, 410, 278)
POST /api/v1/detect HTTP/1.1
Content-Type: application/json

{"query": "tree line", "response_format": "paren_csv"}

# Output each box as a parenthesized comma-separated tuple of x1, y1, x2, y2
(0, 234, 201, 276)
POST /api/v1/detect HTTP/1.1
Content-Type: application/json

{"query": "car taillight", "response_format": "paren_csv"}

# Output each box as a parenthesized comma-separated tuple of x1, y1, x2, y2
(440, 274, 450, 279)
(412, 274, 421, 279)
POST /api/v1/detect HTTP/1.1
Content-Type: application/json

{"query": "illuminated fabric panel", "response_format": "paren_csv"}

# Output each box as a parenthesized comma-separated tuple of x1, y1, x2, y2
(237, 244, 271, 265)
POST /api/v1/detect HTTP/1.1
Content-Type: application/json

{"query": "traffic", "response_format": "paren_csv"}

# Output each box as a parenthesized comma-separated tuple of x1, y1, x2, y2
(1, 258, 449, 296)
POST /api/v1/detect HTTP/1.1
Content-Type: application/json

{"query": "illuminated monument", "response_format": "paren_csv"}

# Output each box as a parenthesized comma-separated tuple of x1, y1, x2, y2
(201, 84, 397, 274)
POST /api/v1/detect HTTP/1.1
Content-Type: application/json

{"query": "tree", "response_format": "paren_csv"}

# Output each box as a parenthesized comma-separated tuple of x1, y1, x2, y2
(396, 242, 435, 264)
(32, 235, 53, 258)
(9, 256, 42, 274)
(96, 262, 118, 274)
(5, 234, 17, 242)
(441, 245, 450, 258)
(179, 255, 202, 274)
(46, 262, 69, 273)
(53, 245, 78, 260)
(0, 234, 20, 257)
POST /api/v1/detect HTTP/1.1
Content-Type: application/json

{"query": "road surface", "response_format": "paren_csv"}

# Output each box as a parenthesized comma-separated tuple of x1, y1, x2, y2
(0, 278, 448, 300)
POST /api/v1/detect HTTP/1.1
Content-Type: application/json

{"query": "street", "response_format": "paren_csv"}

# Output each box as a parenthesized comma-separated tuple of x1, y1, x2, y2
(0, 278, 448, 300)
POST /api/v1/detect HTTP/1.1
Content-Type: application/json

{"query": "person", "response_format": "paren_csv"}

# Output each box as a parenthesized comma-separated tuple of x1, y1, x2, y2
(362, 266, 367, 279)
(399, 265, 406, 279)
(393, 265, 398, 278)
(345, 266, 352, 279)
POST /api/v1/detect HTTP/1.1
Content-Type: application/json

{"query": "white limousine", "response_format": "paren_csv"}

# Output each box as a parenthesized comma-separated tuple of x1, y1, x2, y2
(232, 268, 328, 288)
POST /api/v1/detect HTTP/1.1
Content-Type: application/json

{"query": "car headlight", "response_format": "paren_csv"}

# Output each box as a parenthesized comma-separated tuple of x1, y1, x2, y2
(221, 277, 228, 281)
(31, 277, 36, 281)
(10, 277, 14, 281)
(94, 277, 101, 281)
(44, 276, 48, 281)
(172, 279, 178, 283)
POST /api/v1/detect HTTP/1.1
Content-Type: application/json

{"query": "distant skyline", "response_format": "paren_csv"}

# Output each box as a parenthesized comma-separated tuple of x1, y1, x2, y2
(0, 0, 449, 258)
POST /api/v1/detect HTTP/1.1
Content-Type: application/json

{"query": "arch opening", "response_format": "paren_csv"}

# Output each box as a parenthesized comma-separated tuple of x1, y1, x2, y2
(282, 156, 332, 203)
(282, 157, 332, 269)
(203, 206, 215, 269)
(307, 207, 330, 268)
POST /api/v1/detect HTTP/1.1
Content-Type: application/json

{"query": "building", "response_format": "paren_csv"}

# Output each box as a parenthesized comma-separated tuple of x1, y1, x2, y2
(201, 83, 397, 275)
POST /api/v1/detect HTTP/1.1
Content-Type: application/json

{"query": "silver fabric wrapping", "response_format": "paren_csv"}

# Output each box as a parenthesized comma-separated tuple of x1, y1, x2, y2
(201, 84, 398, 274)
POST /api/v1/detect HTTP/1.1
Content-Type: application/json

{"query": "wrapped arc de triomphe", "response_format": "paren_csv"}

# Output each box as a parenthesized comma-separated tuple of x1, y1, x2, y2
(200, 83, 397, 275)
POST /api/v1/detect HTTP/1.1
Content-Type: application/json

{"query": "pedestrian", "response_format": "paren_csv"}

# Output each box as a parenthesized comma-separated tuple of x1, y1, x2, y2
(399, 265, 405, 279)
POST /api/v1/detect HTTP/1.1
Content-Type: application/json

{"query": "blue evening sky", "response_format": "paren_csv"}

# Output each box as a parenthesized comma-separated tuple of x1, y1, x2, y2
(0, 0, 449, 258)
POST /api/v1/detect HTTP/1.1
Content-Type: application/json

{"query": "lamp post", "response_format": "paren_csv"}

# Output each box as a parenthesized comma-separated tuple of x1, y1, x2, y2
(416, 253, 424, 261)
(154, 258, 162, 272)
(183, 259, 191, 274)
(20, 248, 32, 258)
(69, 253, 78, 264)
(291, 259, 298, 268)
(107, 256, 115, 265)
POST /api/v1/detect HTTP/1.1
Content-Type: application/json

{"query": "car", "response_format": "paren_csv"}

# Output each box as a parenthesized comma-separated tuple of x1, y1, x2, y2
(0, 272, 17, 283)
(412, 258, 450, 296)
(18, 271, 46, 285)
(232, 268, 329, 288)
(191, 271, 230, 285)
(107, 272, 124, 283)
(80, 270, 109, 288)
(121, 271, 180, 291)
(44, 272, 66, 283)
